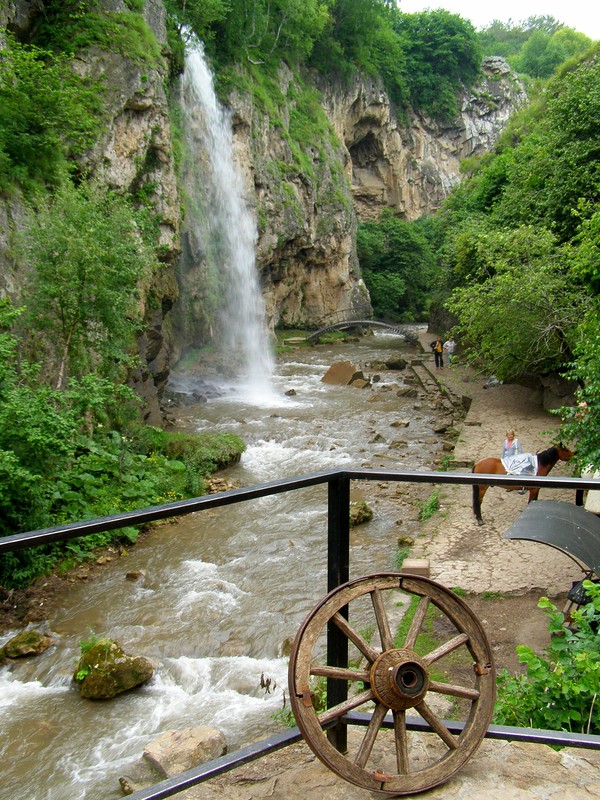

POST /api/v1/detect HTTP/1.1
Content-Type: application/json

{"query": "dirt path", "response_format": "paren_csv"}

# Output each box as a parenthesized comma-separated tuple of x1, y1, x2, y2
(413, 333, 582, 672)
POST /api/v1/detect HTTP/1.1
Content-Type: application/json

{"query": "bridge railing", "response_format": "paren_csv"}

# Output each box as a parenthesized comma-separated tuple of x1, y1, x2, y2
(2, 468, 600, 800)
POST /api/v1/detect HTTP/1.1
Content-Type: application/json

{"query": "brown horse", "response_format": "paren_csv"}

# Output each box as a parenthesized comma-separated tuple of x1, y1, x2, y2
(472, 443, 574, 524)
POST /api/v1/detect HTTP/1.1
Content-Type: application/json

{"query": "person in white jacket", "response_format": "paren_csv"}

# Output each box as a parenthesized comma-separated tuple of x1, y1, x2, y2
(443, 338, 455, 362)
(501, 430, 522, 459)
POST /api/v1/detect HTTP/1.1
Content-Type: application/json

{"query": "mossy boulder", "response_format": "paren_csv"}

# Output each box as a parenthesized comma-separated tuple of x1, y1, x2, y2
(0, 629, 53, 661)
(73, 637, 153, 700)
(349, 501, 373, 527)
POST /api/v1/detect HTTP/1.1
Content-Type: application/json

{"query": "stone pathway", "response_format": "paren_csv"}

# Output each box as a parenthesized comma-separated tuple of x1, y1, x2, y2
(415, 350, 583, 597)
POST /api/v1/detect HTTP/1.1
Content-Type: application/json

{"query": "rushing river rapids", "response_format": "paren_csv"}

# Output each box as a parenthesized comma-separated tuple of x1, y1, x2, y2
(0, 333, 450, 800)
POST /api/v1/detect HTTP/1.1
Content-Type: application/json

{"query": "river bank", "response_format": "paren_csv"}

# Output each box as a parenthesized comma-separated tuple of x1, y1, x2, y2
(163, 336, 600, 800)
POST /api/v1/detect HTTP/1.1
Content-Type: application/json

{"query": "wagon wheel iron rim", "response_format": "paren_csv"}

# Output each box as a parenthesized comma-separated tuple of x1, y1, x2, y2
(288, 573, 496, 795)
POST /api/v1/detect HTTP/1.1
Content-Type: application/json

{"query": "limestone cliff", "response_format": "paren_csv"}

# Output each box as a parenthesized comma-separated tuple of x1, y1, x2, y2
(2, 0, 180, 423)
(307, 56, 527, 223)
(199, 57, 526, 334)
(1, 1, 527, 420)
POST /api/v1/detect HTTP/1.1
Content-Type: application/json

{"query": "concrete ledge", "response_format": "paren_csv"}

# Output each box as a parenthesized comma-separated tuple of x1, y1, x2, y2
(401, 559, 430, 577)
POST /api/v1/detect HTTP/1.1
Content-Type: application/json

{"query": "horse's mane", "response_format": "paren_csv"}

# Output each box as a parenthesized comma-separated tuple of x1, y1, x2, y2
(536, 445, 558, 467)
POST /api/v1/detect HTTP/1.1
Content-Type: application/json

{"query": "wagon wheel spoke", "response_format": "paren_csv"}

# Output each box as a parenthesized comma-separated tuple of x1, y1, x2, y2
(393, 709, 409, 774)
(415, 700, 458, 750)
(289, 574, 495, 796)
(403, 595, 430, 649)
(318, 687, 376, 725)
(332, 611, 380, 663)
(371, 588, 394, 652)
(428, 680, 480, 700)
(310, 665, 371, 683)
(422, 633, 469, 664)
(355, 702, 389, 768)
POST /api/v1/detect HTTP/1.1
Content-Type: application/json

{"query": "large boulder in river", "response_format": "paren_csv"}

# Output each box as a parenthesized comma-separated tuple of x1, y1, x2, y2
(321, 360, 364, 386)
(73, 637, 153, 700)
(0, 629, 53, 661)
(143, 726, 227, 778)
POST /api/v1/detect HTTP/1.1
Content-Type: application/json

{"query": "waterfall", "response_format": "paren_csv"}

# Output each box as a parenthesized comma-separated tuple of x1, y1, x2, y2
(178, 38, 276, 403)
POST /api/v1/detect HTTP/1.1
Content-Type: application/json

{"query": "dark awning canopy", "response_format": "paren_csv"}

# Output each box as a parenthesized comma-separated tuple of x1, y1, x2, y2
(503, 500, 600, 576)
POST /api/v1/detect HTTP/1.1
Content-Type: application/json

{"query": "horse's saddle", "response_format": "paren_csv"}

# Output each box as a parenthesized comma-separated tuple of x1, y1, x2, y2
(501, 453, 537, 475)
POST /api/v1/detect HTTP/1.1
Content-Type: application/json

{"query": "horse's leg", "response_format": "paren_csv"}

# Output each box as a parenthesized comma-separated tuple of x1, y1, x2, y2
(528, 487, 540, 503)
(472, 481, 487, 524)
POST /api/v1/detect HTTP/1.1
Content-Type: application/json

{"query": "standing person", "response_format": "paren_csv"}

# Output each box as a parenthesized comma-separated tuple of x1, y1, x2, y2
(501, 430, 522, 459)
(443, 338, 455, 363)
(430, 336, 444, 369)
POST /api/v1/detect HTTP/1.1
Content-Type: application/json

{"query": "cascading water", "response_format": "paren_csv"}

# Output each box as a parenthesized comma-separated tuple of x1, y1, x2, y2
(177, 37, 276, 403)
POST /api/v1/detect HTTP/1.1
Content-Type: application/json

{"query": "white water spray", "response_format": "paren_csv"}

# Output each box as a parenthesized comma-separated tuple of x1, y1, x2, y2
(179, 39, 276, 403)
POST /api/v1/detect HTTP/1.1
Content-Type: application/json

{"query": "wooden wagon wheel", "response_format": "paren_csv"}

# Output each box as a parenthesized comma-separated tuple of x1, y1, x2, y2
(288, 573, 495, 795)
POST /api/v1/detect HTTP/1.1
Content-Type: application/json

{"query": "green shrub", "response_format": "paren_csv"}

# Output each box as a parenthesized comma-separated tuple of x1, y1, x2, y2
(494, 584, 600, 735)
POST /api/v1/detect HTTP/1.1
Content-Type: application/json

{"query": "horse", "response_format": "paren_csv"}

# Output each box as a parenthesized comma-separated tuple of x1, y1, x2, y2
(472, 443, 574, 525)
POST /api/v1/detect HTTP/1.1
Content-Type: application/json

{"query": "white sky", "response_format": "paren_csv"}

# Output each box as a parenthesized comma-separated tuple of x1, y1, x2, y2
(397, 0, 600, 40)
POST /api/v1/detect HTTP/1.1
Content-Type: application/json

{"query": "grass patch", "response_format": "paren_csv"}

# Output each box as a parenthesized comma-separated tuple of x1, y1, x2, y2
(395, 546, 411, 571)
(482, 590, 504, 600)
(316, 330, 353, 344)
(417, 488, 440, 521)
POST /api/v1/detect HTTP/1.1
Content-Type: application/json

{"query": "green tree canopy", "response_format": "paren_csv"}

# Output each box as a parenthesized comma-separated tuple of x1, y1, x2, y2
(394, 10, 482, 118)
(446, 226, 591, 381)
(491, 55, 600, 241)
(20, 183, 159, 389)
(0, 34, 102, 191)
(357, 211, 437, 321)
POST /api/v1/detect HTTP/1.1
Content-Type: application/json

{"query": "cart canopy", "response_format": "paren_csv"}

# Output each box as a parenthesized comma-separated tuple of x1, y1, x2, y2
(503, 500, 600, 576)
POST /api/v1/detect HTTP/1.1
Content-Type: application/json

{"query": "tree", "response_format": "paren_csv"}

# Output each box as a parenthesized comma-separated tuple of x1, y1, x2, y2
(20, 183, 158, 389)
(556, 308, 600, 470)
(445, 226, 592, 381)
(491, 55, 600, 242)
(357, 212, 437, 321)
(207, 0, 330, 65)
(394, 10, 482, 119)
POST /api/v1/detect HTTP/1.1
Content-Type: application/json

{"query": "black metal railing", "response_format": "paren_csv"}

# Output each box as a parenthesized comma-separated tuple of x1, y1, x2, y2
(2, 468, 600, 800)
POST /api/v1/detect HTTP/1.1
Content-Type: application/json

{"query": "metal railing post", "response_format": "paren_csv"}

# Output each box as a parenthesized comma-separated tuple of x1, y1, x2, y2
(326, 475, 350, 752)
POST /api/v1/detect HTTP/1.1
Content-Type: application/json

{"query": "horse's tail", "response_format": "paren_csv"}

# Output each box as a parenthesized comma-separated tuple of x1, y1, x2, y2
(472, 468, 481, 520)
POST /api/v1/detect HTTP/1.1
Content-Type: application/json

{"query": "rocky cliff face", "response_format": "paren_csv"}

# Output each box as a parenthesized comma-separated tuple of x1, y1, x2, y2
(2, 0, 180, 423)
(1, 1, 527, 420)
(317, 56, 527, 223)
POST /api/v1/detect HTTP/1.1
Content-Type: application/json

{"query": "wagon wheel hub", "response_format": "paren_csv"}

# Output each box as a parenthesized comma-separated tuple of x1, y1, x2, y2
(370, 648, 429, 710)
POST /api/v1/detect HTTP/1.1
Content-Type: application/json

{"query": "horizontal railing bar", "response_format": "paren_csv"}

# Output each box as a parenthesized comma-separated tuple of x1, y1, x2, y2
(0, 470, 335, 553)
(346, 711, 600, 749)
(124, 713, 600, 800)
(1, 469, 596, 553)
(125, 727, 305, 800)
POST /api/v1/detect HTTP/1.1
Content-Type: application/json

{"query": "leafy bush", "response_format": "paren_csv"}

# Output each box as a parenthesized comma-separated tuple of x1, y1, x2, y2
(494, 584, 600, 735)
(0, 302, 246, 589)
(0, 35, 103, 192)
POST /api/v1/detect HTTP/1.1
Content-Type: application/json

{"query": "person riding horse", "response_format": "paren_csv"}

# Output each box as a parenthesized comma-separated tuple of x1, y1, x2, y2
(472, 443, 575, 524)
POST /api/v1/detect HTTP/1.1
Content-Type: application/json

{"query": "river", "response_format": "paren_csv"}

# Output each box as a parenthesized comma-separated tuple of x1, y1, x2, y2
(0, 332, 443, 800)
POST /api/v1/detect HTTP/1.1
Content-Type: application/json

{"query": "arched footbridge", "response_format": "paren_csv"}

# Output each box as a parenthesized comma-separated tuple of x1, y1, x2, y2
(306, 319, 420, 344)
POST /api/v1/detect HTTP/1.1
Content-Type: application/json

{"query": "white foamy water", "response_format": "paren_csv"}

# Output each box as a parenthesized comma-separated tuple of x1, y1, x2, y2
(178, 38, 277, 403)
